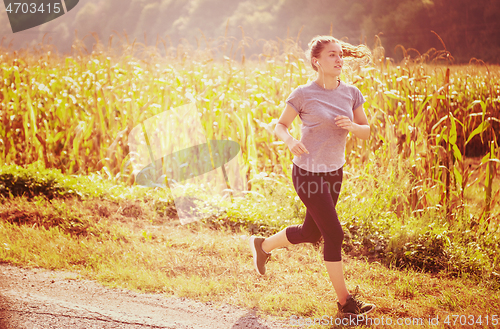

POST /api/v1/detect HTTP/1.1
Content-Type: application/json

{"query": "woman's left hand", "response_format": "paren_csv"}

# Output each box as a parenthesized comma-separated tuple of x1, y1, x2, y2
(335, 115, 354, 132)
(336, 106, 371, 140)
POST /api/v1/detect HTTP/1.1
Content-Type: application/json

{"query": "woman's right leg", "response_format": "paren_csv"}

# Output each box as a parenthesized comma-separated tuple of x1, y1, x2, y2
(262, 208, 320, 253)
(261, 228, 291, 253)
(252, 165, 336, 269)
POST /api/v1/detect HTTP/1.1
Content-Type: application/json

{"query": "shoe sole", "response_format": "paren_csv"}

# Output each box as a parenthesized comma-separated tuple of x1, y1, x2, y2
(249, 236, 264, 275)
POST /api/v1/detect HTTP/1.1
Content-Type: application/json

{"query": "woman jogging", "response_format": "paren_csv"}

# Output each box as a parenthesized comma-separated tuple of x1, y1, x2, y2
(249, 35, 375, 318)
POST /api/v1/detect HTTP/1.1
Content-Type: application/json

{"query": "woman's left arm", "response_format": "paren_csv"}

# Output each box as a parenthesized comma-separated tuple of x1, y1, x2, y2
(334, 105, 370, 140)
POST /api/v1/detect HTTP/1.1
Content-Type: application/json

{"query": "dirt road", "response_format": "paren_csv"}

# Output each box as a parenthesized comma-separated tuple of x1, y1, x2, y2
(0, 264, 296, 329)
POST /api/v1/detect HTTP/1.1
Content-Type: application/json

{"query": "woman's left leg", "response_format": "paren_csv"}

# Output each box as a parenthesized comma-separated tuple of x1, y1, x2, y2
(325, 260, 349, 305)
(322, 168, 349, 304)
(321, 168, 376, 315)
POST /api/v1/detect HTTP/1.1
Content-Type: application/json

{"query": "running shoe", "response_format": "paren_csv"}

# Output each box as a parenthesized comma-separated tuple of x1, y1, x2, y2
(337, 286, 376, 318)
(249, 236, 271, 275)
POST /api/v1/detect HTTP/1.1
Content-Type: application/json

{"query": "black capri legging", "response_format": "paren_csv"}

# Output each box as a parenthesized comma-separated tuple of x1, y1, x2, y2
(286, 163, 344, 262)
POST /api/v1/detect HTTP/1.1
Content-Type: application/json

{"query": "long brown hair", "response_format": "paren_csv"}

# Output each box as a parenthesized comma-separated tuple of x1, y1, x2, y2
(307, 35, 372, 72)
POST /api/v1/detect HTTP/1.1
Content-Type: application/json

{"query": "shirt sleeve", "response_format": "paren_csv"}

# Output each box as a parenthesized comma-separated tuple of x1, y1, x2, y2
(286, 86, 303, 114)
(353, 87, 366, 111)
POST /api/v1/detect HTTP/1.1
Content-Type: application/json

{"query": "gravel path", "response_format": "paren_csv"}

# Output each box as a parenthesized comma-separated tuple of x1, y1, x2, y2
(0, 264, 297, 329)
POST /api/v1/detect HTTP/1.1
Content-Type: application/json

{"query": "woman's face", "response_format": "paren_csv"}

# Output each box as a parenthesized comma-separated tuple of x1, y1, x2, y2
(314, 42, 343, 76)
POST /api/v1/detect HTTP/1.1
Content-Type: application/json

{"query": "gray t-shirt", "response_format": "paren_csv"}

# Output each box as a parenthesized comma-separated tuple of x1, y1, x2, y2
(286, 80, 366, 173)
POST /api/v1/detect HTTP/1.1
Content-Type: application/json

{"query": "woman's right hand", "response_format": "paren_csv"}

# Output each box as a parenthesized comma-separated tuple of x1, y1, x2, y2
(286, 137, 309, 157)
(275, 104, 309, 157)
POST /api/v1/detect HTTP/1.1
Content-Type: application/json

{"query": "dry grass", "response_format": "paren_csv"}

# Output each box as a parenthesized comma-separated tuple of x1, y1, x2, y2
(1, 195, 499, 328)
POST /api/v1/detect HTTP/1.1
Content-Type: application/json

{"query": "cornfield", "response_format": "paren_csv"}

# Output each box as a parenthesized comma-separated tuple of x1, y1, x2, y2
(1, 32, 499, 226)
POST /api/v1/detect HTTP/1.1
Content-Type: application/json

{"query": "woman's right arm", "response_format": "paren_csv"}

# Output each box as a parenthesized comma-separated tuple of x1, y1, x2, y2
(274, 104, 309, 157)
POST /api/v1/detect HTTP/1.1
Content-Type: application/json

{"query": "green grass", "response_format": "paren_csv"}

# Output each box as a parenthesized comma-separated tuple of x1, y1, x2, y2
(1, 201, 499, 329)
(0, 164, 499, 328)
(2, 158, 500, 286)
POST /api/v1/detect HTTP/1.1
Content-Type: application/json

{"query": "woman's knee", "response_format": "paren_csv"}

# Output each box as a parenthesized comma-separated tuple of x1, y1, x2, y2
(308, 230, 322, 244)
(323, 227, 344, 249)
